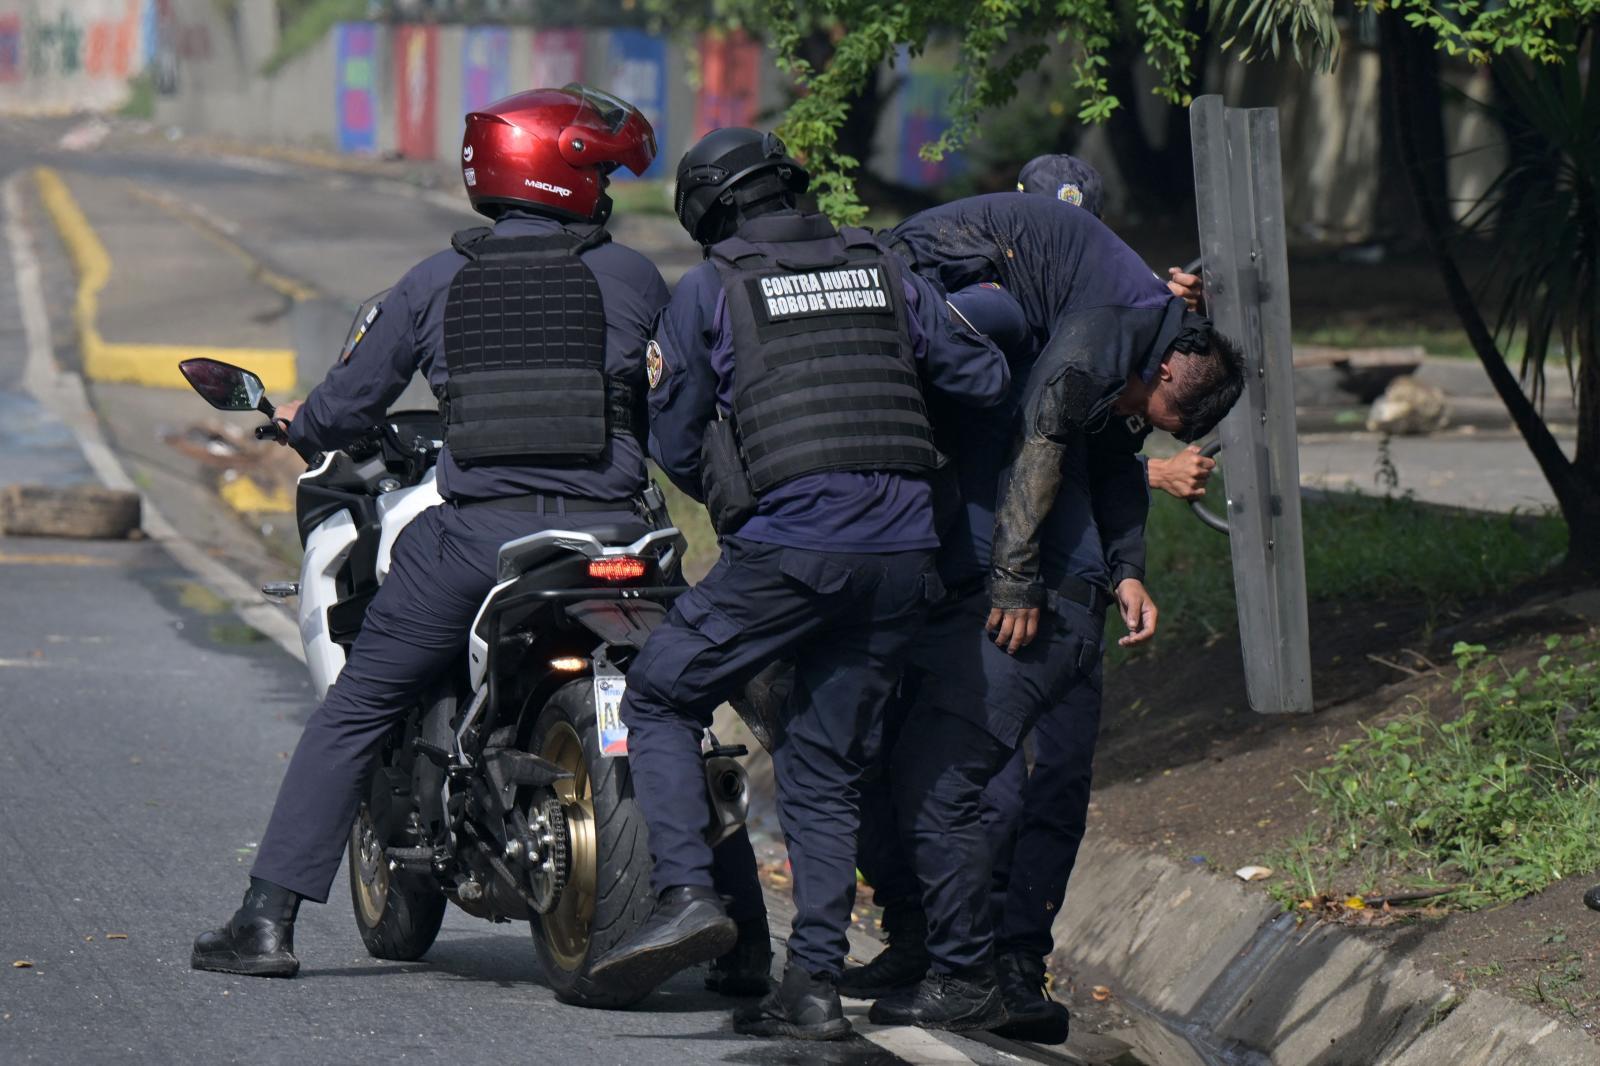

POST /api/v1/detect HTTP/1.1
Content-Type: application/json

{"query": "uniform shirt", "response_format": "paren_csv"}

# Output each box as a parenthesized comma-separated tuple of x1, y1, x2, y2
(288, 211, 670, 501)
(891, 193, 1177, 603)
(936, 284, 1150, 594)
(648, 211, 1009, 553)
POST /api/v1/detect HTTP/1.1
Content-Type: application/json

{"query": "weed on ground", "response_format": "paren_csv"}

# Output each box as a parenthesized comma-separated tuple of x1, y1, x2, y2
(1270, 633, 1600, 911)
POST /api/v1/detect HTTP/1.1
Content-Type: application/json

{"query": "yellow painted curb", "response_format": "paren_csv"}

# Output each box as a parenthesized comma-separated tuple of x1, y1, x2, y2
(33, 167, 297, 393)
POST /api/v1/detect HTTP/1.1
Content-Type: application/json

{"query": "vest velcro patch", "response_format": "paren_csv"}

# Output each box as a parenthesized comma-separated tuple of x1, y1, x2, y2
(748, 267, 895, 325)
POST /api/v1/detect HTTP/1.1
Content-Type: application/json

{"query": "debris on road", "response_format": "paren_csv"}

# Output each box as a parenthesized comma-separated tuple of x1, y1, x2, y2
(1235, 865, 1274, 882)
(12, 960, 33, 968)
(0, 484, 140, 540)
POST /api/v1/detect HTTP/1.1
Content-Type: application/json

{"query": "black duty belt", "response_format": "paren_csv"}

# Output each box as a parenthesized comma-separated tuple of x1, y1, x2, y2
(1052, 573, 1111, 616)
(947, 573, 1111, 615)
(455, 493, 636, 514)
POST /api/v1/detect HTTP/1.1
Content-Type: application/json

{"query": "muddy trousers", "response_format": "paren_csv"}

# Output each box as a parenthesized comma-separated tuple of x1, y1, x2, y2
(248, 502, 760, 912)
(620, 537, 937, 977)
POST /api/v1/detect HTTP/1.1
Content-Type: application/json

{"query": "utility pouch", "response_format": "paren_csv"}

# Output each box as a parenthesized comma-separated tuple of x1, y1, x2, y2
(700, 414, 758, 536)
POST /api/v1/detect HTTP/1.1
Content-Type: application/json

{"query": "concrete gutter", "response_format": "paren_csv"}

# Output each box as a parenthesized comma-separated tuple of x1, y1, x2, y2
(1051, 836, 1596, 1064)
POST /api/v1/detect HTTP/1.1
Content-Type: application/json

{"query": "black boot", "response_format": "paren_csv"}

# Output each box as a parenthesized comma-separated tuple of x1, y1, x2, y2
(838, 906, 930, 998)
(1585, 884, 1600, 912)
(191, 877, 301, 978)
(706, 916, 774, 997)
(868, 965, 1009, 1032)
(589, 885, 736, 997)
(989, 951, 1070, 1044)
(733, 962, 852, 1041)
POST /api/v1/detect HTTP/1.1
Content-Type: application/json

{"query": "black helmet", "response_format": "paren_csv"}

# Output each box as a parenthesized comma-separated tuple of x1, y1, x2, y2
(674, 127, 810, 243)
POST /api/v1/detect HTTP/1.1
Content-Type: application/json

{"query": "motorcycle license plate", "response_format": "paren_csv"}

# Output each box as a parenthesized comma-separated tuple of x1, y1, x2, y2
(593, 673, 629, 757)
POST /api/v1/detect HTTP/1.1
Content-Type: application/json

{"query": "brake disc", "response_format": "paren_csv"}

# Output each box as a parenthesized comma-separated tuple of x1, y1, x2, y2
(526, 797, 569, 913)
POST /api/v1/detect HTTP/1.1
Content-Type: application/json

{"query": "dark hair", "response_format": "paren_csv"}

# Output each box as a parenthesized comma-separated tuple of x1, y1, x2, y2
(1169, 329, 1245, 442)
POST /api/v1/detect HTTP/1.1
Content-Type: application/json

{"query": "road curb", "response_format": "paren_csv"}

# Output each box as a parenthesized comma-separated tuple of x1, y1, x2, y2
(4, 171, 304, 663)
(1051, 835, 1596, 1063)
(32, 166, 298, 393)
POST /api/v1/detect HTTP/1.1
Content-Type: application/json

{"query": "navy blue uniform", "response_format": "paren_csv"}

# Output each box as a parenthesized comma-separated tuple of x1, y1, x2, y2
(890, 193, 1181, 606)
(253, 213, 668, 902)
(622, 211, 1008, 977)
(855, 283, 1149, 973)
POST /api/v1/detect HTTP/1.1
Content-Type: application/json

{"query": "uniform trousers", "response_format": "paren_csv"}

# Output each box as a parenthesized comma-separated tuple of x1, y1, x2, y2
(620, 536, 937, 976)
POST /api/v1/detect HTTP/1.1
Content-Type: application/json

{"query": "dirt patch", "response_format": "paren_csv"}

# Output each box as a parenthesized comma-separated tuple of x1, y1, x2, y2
(1083, 580, 1600, 1036)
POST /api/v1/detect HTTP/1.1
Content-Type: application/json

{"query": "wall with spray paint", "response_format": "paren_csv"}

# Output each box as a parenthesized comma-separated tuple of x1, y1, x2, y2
(0, 0, 146, 114)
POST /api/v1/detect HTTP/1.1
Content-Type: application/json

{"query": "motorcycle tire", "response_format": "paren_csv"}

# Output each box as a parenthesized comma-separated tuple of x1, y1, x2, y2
(528, 677, 655, 1009)
(347, 803, 446, 962)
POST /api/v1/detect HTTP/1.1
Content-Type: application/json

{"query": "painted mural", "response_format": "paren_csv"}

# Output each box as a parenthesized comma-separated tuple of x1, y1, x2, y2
(0, 0, 147, 110)
(604, 29, 667, 179)
(695, 29, 761, 137)
(334, 21, 377, 155)
(530, 28, 583, 91)
(394, 23, 437, 160)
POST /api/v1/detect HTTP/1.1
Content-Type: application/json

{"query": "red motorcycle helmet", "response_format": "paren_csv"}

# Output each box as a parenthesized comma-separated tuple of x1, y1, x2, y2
(460, 85, 657, 222)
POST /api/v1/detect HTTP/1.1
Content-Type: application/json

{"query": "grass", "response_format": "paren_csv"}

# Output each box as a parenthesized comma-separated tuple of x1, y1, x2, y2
(1290, 322, 1517, 361)
(607, 181, 676, 218)
(1127, 477, 1566, 652)
(1268, 634, 1600, 910)
(120, 73, 156, 120)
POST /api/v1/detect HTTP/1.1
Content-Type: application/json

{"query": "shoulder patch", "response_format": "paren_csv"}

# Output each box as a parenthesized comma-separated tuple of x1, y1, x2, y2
(646, 339, 665, 390)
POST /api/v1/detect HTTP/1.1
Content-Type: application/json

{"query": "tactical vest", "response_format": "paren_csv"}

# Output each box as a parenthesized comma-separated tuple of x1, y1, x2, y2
(439, 227, 634, 467)
(710, 225, 938, 493)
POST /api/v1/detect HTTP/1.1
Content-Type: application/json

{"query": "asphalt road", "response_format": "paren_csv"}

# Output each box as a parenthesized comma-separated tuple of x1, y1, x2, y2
(0, 118, 1093, 1066)
(0, 113, 1567, 1066)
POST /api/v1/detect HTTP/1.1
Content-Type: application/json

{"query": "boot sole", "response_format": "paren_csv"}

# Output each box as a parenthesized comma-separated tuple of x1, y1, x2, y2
(191, 948, 299, 978)
(868, 1002, 1009, 1033)
(991, 1012, 1070, 1045)
(589, 918, 737, 998)
(733, 1016, 853, 1041)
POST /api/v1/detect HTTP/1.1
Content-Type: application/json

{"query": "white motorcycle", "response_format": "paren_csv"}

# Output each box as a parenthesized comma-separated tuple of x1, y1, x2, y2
(179, 337, 747, 1008)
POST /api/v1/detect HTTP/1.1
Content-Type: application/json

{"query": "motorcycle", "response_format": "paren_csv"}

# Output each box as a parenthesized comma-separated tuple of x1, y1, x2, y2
(178, 327, 748, 1008)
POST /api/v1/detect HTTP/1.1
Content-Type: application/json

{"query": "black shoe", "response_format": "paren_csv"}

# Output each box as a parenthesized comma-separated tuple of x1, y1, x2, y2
(191, 880, 301, 978)
(1585, 884, 1600, 912)
(733, 963, 853, 1041)
(838, 906, 930, 998)
(589, 886, 736, 998)
(989, 951, 1070, 1044)
(868, 967, 1009, 1032)
(706, 917, 774, 997)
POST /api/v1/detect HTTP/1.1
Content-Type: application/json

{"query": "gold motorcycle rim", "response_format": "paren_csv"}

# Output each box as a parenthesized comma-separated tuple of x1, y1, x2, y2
(352, 805, 390, 927)
(537, 719, 598, 971)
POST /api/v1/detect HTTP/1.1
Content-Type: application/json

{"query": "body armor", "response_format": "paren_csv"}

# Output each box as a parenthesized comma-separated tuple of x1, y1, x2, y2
(440, 227, 635, 466)
(709, 224, 938, 493)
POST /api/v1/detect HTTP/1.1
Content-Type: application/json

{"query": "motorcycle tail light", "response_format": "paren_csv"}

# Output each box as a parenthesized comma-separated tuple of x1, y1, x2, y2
(588, 556, 648, 582)
(550, 656, 589, 672)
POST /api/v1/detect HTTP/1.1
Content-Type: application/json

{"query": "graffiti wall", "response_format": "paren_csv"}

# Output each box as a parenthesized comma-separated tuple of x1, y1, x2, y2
(695, 29, 761, 136)
(892, 45, 964, 189)
(0, 0, 146, 113)
(334, 22, 378, 154)
(530, 28, 583, 90)
(603, 29, 668, 180)
(394, 24, 437, 159)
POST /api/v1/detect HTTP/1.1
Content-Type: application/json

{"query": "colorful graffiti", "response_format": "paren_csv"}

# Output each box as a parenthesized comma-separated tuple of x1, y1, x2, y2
(605, 30, 667, 180)
(0, 0, 140, 84)
(462, 26, 510, 114)
(0, 15, 20, 84)
(530, 28, 584, 90)
(335, 22, 378, 155)
(394, 24, 437, 160)
(895, 46, 964, 188)
(695, 29, 760, 137)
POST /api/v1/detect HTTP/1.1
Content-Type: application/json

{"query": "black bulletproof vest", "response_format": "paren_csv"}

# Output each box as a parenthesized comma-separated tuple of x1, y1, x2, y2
(440, 227, 632, 467)
(710, 224, 938, 493)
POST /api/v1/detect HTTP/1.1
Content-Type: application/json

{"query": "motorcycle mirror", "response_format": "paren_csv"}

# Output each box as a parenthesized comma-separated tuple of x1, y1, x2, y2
(178, 358, 273, 415)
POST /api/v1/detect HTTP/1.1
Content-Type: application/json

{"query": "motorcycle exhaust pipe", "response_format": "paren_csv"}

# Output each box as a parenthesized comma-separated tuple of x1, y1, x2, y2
(703, 755, 749, 848)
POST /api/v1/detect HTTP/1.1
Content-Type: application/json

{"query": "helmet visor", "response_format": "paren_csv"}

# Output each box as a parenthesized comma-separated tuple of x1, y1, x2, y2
(562, 83, 657, 176)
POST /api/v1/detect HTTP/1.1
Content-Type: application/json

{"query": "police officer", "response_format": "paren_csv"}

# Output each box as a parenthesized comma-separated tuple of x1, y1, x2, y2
(190, 87, 671, 978)
(840, 192, 1245, 1031)
(586, 128, 1009, 1039)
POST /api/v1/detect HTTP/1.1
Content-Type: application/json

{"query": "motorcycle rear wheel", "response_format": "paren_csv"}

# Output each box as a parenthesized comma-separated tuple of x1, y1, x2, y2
(347, 802, 446, 961)
(528, 677, 654, 1008)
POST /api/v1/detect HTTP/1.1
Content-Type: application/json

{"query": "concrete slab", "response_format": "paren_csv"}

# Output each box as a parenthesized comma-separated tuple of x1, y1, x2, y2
(1390, 989, 1599, 1066)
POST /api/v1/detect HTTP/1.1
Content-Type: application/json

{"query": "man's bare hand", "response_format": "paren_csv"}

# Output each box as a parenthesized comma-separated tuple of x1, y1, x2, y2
(1115, 579, 1158, 647)
(1147, 444, 1216, 500)
(985, 606, 1040, 655)
(1166, 268, 1203, 312)
(269, 400, 303, 445)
